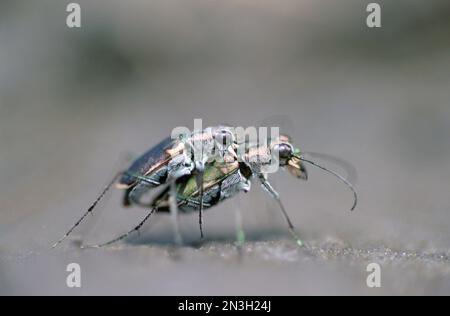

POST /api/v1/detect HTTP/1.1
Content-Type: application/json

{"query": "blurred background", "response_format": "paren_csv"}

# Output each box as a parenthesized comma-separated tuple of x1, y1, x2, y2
(1, 0, 450, 295)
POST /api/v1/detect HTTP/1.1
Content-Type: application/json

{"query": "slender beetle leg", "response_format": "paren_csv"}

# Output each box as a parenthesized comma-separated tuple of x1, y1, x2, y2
(258, 174, 304, 247)
(82, 207, 157, 249)
(234, 198, 246, 254)
(169, 180, 183, 246)
(195, 161, 205, 239)
(53, 171, 161, 249)
(52, 172, 123, 248)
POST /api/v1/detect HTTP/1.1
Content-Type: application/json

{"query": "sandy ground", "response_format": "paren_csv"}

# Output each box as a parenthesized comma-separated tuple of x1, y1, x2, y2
(2, 238, 450, 295)
(1, 0, 450, 295)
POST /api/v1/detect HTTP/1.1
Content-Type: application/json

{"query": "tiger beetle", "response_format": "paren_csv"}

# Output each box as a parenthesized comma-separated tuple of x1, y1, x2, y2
(53, 127, 357, 249)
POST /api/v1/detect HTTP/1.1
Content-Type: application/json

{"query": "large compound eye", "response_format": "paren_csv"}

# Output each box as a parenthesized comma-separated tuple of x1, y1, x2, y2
(273, 143, 293, 159)
(214, 129, 234, 146)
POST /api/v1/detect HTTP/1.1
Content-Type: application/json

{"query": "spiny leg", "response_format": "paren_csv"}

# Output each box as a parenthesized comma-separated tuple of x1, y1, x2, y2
(52, 172, 122, 248)
(169, 180, 183, 246)
(53, 171, 160, 248)
(258, 175, 304, 247)
(124, 172, 161, 187)
(193, 138, 206, 239)
(82, 207, 157, 249)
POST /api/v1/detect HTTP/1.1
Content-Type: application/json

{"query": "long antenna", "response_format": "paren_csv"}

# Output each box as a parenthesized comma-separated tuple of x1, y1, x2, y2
(294, 155, 358, 211)
(301, 151, 358, 184)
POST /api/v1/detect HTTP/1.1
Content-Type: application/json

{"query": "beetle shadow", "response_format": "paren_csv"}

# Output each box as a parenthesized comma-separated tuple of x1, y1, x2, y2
(125, 228, 289, 248)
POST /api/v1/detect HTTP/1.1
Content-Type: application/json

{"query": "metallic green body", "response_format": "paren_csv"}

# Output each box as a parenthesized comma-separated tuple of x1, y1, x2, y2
(154, 160, 251, 213)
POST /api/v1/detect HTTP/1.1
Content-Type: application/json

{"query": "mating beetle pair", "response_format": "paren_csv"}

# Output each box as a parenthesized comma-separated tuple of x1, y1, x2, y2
(53, 125, 357, 249)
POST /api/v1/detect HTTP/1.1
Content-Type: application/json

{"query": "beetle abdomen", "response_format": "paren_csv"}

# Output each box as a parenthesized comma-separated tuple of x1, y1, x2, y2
(125, 166, 169, 206)
(118, 137, 176, 187)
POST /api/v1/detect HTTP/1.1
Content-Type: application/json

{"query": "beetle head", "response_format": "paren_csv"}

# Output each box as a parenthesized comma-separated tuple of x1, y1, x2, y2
(213, 126, 238, 160)
(270, 135, 308, 180)
(213, 126, 235, 148)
